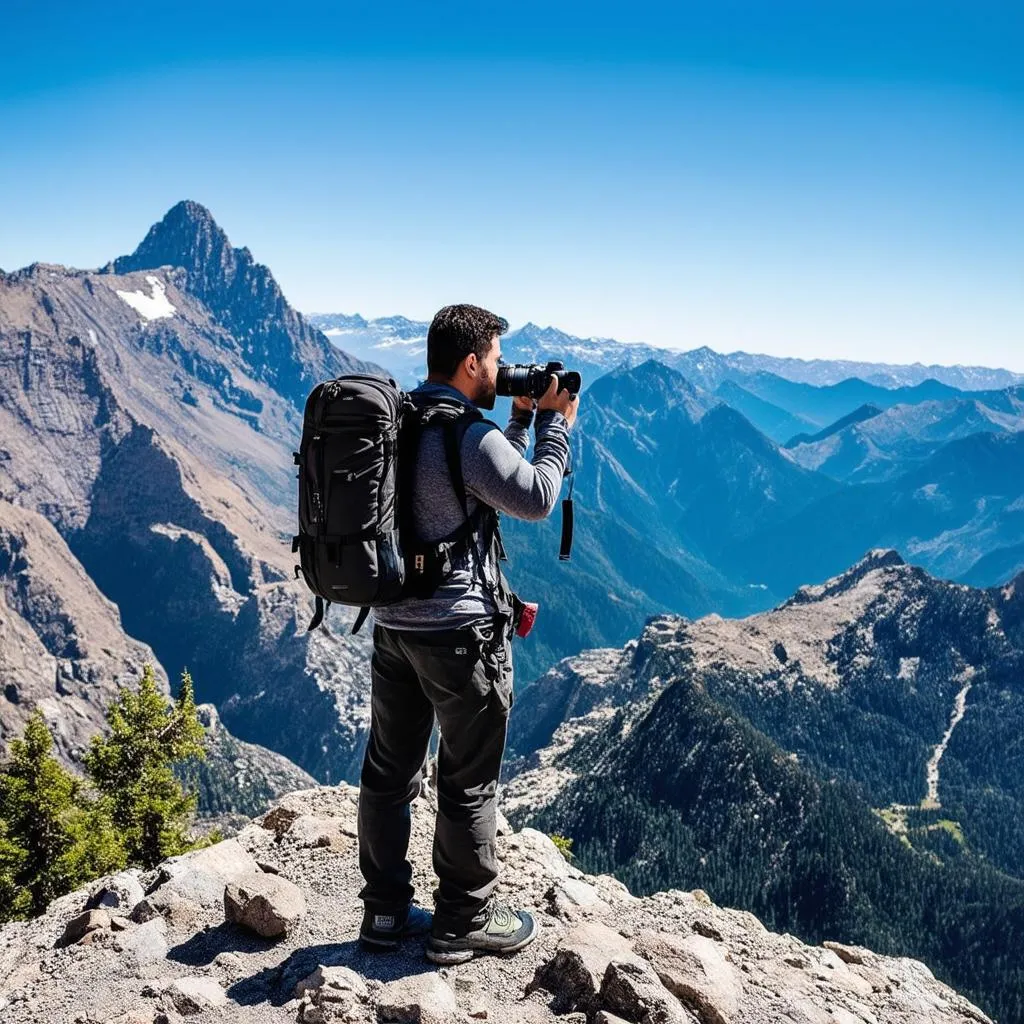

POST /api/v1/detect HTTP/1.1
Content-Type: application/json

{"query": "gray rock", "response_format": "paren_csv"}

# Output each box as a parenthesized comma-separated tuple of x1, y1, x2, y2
(60, 909, 111, 946)
(113, 917, 169, 966)
(158, 839, 259, 888)
(634, 929, 741, 1024)
(213, 951, 245, 977)
(287, 814, 351, 851)
(512, 828, 571, 880)
(376, 973, 458, 1024)
(87, 870, 146, 913)
(547, 878, 611, 920)
(131, 890, 203, 932)
(530, 921, 637, 1014)
(823, 940, 870, 966)
(600, 958, 694, 1024)
(165, 976, 228, 1014)
(294, 964, 368, 1003)
(151, 840, 259, 913)
(224, 870, 306, 938)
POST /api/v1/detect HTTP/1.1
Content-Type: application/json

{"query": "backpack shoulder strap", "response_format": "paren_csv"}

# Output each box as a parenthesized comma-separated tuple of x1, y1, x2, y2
(441, 411, 483, 519)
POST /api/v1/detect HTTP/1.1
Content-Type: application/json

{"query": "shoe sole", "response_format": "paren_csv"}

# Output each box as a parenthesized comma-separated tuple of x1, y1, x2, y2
(424, 920, 539, 965)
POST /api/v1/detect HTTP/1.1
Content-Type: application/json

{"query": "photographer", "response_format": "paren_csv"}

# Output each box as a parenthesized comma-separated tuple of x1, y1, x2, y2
(357, 303, 578, 964)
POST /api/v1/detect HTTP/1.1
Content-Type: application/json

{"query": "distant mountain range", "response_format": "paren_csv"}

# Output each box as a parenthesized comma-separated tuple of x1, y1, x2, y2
(505, 550, 1024, 1024)
(785, 392, 1024, 483)
(310, 312, 1024, 450)
(309, 310, 1024, 394)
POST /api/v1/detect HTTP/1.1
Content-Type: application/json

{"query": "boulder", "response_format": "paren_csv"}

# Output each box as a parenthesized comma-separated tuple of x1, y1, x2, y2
(60, 909, 110, 945)
(294, 964, 368, 1003)
(131, 890, 203, 932)
(165, 976, 228, 1014)
(158, 839, 259, 887)
(600, 959, 694, 1024)
(287, 814, 351, 851)
(112, 917, 169, 966)
(224, 870, 306, 938)
(634, 929, 742, 1024)
(530, 921, 638, 1014)
(86, 870, 146, 913)
(511, 828, 571, 880)
(153, 839, 259, 910)
(546, 878, 611, 920)
(376, 973, 458, 1024)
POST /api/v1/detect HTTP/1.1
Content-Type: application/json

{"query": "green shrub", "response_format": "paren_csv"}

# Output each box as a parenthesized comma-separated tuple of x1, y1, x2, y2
(84, 665, 207, 868)
(550, 833, 575, 862)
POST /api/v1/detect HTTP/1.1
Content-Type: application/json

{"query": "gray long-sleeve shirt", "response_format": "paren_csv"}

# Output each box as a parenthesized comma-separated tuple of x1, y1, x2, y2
(372, 381, 572, 631)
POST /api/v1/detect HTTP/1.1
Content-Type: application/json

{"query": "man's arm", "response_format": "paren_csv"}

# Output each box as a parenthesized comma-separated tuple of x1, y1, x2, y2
(504, 406, 533, 457)
(462, 410, 570, 521)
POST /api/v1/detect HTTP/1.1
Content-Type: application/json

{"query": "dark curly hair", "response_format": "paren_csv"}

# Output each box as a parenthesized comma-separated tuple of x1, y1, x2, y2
(427, 303, 508, 378)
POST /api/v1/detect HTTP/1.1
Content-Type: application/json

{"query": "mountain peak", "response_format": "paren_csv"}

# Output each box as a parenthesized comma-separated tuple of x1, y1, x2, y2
(589, 358, 712, 421)
(785, 548, 907, 607)
(113, 200, 233, 281)
(111, 203, 372, 408)
(164, 198, 218, 229)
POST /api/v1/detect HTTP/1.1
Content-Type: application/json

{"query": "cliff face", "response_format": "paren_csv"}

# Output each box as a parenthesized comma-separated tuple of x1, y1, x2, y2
(0, 783, 993, 1024)
(0, 499, 164, 760)
(0, 215, 380, 783)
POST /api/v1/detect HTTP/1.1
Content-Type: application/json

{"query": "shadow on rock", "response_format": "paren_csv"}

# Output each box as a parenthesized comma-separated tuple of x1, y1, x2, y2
(227, 941, 438, 1008)
(168, 922, 277, 965)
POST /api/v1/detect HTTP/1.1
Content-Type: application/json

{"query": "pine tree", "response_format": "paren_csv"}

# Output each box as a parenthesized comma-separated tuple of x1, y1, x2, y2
(0, 711, 124, 919)
(0, 816, 29, 920)
(84, 665, 207, 869)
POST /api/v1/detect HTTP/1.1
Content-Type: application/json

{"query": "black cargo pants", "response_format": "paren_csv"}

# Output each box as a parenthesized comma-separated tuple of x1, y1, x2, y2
(357, 615, 513, 929)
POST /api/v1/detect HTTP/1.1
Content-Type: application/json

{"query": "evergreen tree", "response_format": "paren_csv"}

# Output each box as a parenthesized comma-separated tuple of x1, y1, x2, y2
(0, 711, 124, 919)
(84, 665, 207, 869)
(0, 816, 29, 920)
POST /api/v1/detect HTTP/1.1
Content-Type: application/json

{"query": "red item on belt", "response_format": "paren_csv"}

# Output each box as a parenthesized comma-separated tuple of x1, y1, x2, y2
(515, 601, 538, 638)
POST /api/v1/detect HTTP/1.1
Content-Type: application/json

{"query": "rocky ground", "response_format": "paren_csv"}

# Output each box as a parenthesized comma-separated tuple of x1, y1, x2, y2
(0, 783, 992, 1024)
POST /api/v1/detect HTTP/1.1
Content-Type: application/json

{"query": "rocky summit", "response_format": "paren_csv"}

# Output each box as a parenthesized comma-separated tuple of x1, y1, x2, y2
(0, 783, 991, 1024)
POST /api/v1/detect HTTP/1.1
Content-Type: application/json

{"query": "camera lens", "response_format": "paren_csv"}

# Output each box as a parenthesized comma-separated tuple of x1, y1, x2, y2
(496, 364, 532, 397)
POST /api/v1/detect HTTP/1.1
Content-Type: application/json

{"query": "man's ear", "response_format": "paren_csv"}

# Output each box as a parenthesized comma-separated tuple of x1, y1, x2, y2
(463, 352, 478, 377)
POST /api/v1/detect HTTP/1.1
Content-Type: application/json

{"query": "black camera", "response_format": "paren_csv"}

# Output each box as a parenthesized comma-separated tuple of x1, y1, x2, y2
(496, 360, 582, 399)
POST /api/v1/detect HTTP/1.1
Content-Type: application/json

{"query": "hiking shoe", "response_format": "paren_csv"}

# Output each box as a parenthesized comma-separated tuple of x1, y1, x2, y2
(425, 901, 537, 964)
(359, 902, 433, 950)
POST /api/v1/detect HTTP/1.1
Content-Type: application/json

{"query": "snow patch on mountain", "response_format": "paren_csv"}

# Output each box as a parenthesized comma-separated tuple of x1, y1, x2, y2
(115, 275, 176, 321)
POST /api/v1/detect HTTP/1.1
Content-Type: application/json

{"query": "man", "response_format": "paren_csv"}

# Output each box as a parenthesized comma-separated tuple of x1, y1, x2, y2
(357, 303, 578, 964)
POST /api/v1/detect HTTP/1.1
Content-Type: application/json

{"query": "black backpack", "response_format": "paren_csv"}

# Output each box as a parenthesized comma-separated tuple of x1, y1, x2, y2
(292, 376, 512, 634)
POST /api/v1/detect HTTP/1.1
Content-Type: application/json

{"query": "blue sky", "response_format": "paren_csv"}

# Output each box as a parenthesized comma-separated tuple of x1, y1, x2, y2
(1, 1, 1022, 369)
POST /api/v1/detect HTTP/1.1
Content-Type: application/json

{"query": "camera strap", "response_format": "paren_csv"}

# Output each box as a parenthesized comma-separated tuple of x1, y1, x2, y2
(559, 453, 575, 561)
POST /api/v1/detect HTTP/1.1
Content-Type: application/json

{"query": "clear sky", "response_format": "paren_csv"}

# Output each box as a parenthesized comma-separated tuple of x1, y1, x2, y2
(1, 1, 1022, 369)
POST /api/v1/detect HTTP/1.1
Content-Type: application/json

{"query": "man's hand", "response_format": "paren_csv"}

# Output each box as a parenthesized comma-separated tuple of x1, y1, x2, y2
(537, 374, 579, 429)
(512, 395, 536, 416)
